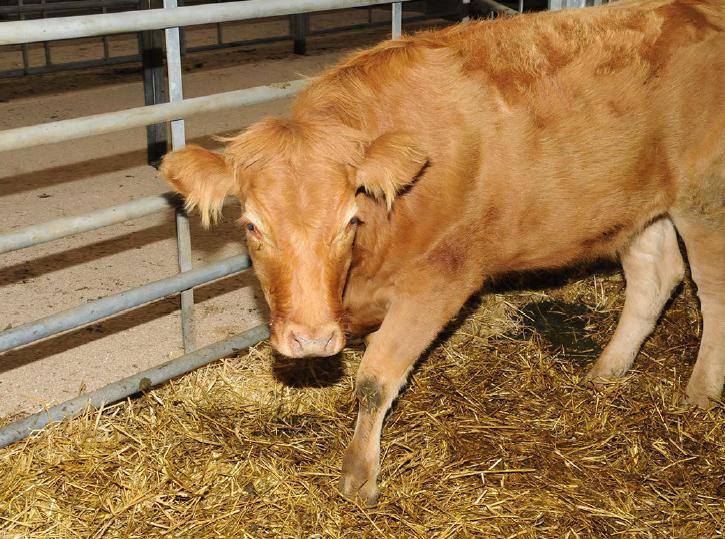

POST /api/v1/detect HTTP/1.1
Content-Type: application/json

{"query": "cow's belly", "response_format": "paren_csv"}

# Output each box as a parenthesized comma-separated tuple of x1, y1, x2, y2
(493, 207, 666, 273)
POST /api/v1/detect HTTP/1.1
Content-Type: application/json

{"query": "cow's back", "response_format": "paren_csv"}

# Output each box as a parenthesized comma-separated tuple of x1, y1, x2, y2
(447, 0, 725, 271)
(298, 0, 724, 279)
(428, 0, 723, 273)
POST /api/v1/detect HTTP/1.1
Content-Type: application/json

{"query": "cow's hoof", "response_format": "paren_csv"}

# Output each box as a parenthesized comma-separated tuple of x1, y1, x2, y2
(339, 472, 379, 507)
(685, 382, 718, 410)
(585, 361, 628, 382)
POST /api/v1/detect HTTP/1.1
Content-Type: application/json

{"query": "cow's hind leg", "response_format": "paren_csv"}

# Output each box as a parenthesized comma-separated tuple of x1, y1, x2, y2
(587, 217, 684, 380)
(671, 209, 725, 408)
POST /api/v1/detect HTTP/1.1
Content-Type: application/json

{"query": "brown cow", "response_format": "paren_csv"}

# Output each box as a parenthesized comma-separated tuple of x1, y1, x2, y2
(161, 0, 724, 505)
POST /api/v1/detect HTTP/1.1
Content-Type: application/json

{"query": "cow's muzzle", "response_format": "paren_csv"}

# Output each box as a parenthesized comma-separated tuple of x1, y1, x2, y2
(273, 321, 345, 358)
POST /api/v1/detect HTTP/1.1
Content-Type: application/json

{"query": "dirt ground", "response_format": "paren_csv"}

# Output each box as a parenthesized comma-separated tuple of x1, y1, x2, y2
(0, 9, 447, 418)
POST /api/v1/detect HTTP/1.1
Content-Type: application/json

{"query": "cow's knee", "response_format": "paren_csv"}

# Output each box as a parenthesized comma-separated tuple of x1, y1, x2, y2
(356, 374, 385, 413)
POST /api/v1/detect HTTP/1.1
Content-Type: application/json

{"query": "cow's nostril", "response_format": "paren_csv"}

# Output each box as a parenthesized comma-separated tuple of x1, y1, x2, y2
(289, 332, 305, 354)
(323, 331, 336, 351)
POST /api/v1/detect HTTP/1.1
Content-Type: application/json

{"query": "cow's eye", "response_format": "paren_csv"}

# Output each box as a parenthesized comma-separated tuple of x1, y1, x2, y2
(245, 222, 256, 232)
(349, 216, 361, 226)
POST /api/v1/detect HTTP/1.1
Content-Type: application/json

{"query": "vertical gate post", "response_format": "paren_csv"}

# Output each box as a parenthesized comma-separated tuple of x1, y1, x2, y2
(41, 0, 52, 67)
(548, 0, 586, 9)
(391, 1, 402, 38)
(164, 0, 196, 353)
(289, 13, 309, 55)
(177, 0, 187, 55)
(18, 0, 30, 75)
(461, 0, 471, 21)
(141, 0, 167, 168)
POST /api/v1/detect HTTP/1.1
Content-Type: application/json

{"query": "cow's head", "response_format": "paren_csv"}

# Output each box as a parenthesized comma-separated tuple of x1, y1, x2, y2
(160, 118, 426, 358)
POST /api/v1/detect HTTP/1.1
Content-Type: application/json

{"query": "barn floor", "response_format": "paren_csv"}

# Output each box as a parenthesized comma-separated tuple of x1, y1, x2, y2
(1, 269, 722, 537)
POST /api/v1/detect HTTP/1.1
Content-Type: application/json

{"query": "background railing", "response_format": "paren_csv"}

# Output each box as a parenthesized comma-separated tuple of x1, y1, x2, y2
(0, 0, 463, 78)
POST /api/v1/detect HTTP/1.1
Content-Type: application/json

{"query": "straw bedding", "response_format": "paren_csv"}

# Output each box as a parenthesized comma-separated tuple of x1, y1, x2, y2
(1, 266, 723, 537)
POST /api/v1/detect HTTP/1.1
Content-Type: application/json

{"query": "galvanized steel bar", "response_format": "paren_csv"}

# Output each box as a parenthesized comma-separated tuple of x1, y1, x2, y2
(0, 193, 181, 254)
(0, 193, 235, 255)
(41, 0, 53, 67)
(0, 324, 269, 448)
(101, 5, 111, 60)
(391, 1, 402, 38)
(172, 168, 197, 357)
(0, 254, 251, 354)
(176, 0, 187, 56)
(0, 0, 411, 46)
(164, 0, 196, 353)
(0, 9, 462, 79)
(0, 0, 139, 15)
(0, 79, 307, 153)
(164, 1, 186, 150)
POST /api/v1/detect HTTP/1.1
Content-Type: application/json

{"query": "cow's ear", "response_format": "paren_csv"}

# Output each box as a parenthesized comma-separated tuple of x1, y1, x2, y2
(160, 144, 240, 228)
(353, 132, 427, 211)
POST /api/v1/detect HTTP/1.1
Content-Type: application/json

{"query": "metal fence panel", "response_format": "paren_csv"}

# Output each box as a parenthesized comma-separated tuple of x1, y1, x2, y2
(1, 0, 459, 78)
(0, 193, 179, 254)
(0, 324, 270, 448)
(0, 254, 252, 353)
(0, 0, 412, 447)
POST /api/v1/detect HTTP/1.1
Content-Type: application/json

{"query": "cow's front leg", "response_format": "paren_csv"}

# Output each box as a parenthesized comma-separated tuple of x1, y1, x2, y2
(339, 277, 480, 506)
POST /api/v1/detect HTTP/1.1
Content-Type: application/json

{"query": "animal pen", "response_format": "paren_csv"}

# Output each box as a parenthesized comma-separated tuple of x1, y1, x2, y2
(0, 1, 721, 536)
(0, 0, 444, 446)
(0, 0, 610, 444)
